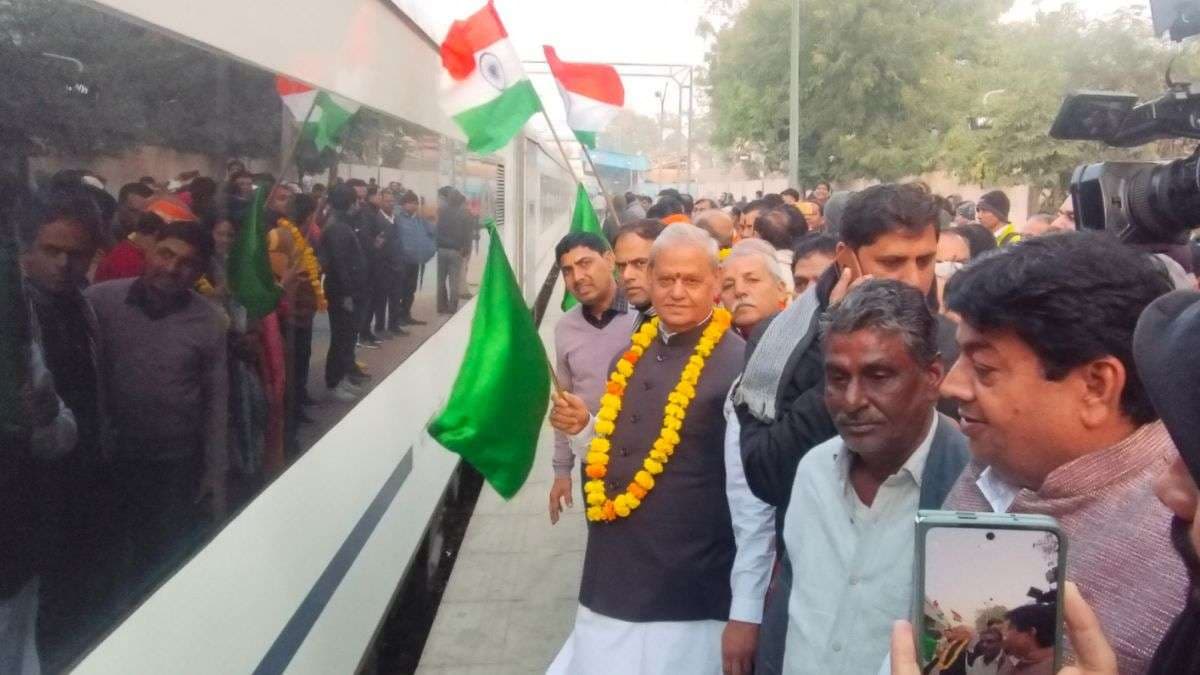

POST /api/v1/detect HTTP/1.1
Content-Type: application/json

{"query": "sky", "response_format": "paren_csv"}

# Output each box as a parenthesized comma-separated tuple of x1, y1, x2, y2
(394, 0, 709, 125)
(925, 528, 1060, 626)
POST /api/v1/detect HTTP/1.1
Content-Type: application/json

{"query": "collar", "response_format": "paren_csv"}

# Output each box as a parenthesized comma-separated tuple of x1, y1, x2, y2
(659, 309, 714, 344)
(834, 410, 939, 488)
(581, 288, 631, 329)
(977, 421, 1173, 510)
(125, 277, 193, 319)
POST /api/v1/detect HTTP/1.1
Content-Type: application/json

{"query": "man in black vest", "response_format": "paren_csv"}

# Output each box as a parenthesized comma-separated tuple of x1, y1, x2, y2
(548, 224, 746, 675)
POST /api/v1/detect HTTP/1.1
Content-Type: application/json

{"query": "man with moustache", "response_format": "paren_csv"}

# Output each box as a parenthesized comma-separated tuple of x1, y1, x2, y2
(548, 232, 638, 525)
(547, 224, 745, 675)
(720, 239, 790, 338)
(612, 219, 666, 325)
(780, 280, 968, 674)
(718, 237, 791, 674)
(86, 221, 228, 597)
(736, 183, 957, 674)
(940, 233, 1185, 673)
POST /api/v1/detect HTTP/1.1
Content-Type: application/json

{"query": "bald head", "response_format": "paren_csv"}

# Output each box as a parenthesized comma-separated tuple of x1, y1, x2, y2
(695, 209, 735, 248)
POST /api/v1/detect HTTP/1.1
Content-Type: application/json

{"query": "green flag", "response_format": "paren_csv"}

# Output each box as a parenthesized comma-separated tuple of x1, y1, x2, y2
(561, 183, 607, 311)
(309, 92, 360, 152)
(228, 186, 282, 320)
(429, 223, 552, 499)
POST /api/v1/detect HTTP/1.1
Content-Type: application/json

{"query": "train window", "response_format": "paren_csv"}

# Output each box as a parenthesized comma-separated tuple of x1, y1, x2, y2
(0, 1, 504, 671)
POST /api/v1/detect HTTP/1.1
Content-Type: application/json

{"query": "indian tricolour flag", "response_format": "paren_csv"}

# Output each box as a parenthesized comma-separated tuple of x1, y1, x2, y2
(440, 1, 541, 154)
(543, 46, 624, 149)
(275, 75, 361, 152)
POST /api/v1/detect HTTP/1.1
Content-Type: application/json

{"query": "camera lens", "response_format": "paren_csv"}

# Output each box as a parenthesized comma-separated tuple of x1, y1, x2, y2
(1123, 152, 1200, 244)
(986, 532, 996, 541)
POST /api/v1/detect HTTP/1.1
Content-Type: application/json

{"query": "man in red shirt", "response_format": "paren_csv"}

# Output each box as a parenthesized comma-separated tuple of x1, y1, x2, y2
(94, 210, 162, 282)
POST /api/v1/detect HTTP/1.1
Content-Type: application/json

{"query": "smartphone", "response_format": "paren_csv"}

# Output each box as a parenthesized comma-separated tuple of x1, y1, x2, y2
(835, 246, 862, 280)
(913, 511, 1067, 674)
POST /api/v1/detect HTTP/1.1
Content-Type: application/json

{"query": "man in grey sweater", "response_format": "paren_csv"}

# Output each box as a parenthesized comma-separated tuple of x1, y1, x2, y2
(85, 220, 228, 594)
(548, 232, 638, 524)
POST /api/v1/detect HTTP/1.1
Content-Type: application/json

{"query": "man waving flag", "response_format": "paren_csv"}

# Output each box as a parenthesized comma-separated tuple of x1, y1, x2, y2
(441, 1, 542, 154)
(543, 46, 625, 149)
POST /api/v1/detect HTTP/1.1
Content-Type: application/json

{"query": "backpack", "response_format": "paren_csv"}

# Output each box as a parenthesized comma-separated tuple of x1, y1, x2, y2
(397, 215, 437, 265)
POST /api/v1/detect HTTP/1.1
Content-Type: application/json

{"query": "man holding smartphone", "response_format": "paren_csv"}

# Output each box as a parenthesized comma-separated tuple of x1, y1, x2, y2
(938, 233, 1185, 673)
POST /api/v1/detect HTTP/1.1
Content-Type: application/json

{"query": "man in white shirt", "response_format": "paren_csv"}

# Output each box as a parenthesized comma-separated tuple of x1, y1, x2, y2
(782, 279, 969, 674)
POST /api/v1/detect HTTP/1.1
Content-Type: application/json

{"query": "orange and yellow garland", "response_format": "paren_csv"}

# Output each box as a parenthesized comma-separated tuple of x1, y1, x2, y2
(584, 307, 734, 522)
(278, 217, 327, 311)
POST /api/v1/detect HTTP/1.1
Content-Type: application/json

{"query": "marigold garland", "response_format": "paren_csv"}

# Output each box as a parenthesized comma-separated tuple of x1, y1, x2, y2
(278, 217, 327, 311)
(584, 308, 734, 523)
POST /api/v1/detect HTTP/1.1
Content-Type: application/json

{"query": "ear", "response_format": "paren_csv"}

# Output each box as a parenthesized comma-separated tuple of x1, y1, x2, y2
(924, 357, 946, 398)
(1076, 356, 1127, 428)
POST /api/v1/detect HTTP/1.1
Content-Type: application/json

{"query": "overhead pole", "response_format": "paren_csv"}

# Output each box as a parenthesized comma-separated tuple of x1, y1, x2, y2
(686, 67, 694, 196)
(789, 0, 802, 190)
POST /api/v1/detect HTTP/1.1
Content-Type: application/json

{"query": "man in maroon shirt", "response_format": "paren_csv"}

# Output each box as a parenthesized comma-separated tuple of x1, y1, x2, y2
(93, 210, 163, 282)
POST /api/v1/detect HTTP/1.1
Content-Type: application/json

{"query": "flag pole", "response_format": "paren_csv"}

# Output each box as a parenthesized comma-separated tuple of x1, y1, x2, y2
(578, 144, 622, 229)
(539, 108, 582, 185)
(538, 109, 621, 233)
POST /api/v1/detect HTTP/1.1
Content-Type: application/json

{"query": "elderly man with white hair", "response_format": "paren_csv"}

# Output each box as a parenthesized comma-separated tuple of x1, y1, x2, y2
(548, 224, 748, 675)
(721, 238, 791, 339)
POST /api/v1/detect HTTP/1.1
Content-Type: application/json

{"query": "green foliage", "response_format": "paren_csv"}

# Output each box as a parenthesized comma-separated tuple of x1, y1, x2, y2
(706, 0, 1010, 183)
(939, 5, 1181, 208)
(706, 0, 1193, 197)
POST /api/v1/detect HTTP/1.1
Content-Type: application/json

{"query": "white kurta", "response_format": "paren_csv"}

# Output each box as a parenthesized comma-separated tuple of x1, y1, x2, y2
(546, 606, 724, 675)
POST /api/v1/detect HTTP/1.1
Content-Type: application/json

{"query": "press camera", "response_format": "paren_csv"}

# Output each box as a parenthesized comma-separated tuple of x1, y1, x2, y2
(1048, 0, 1200, 245)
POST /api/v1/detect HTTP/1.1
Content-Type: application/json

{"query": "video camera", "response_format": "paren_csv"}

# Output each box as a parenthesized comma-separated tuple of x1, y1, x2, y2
(1048, 0, 1200, 245)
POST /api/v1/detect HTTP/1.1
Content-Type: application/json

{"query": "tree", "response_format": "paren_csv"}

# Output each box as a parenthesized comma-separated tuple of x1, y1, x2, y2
(705, 0, 1011, 183)
(597, 109, 670, 158)
(939, 5, 1184, 210)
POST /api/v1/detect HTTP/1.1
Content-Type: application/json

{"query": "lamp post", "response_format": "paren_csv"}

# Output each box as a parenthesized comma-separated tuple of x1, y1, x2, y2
(788, 0, 801, 189)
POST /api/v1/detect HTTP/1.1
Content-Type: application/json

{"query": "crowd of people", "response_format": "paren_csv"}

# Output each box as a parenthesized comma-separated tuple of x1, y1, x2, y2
(544, 182, 1200, 675)
(0, 163, 478, 674)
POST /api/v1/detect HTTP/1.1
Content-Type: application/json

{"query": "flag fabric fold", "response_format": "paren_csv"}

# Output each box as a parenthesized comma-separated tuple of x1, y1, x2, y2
(543, 46, 624, 148)
(561, 183, 607, 311)
(440, 1, 542, 154)
(275, 75, 361, 152)
(428, 223, 551, 499)
(228, 186, 282, 320)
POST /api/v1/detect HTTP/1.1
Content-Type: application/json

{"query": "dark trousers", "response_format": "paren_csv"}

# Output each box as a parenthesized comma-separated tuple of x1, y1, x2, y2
(373, 268, 401, 332)
(293, 320, 314, 403)
(325, 300, 358, 388)
(111, 451, 205, 606)
(34, 457, 120, 671)
(398, 263, 419, 321)
(437, 248, 464, 314)
(283, 319, 313, 458)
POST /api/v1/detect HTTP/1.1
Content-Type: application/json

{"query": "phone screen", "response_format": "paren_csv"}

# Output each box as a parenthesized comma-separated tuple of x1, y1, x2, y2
(920, 526, 1062, 673)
